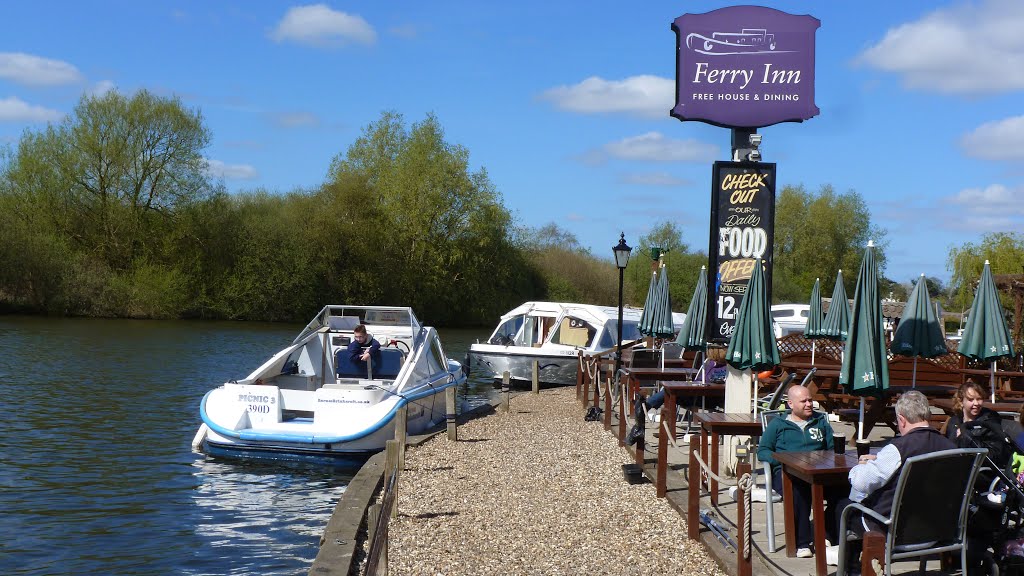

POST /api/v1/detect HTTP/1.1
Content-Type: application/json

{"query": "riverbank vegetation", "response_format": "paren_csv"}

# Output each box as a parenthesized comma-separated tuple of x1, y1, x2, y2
(0, 89, 936, 325)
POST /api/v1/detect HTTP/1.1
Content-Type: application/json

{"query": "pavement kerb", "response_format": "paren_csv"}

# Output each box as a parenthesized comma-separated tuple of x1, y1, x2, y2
(308, 391, 516, 576)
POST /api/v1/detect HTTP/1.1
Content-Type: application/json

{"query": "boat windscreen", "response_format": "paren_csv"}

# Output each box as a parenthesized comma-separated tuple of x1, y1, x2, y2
(601, 320, 642, 348)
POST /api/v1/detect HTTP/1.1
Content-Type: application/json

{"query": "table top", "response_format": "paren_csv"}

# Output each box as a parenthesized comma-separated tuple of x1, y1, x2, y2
(618, 366, 700, 380)
(694, 412, 760, 426)
(773, 450, 858, 479)
(661, 382, 726, 396)
(695, 412, 762, 435)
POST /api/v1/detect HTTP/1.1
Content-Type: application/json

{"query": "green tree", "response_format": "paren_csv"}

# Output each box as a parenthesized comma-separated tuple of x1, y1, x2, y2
(772, 184, 887, 303)
(625, 221, 706, 311)
(5, 90, 211, 270)
(325, 111, 524, 325)
(947, 232, 1024, 314)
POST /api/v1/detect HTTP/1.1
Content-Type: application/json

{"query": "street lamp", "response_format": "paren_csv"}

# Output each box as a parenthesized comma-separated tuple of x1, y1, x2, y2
(613, 233, 632, 382)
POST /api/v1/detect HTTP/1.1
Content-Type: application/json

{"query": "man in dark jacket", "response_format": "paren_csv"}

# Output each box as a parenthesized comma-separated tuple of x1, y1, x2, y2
(829, 390, 956, 572)
(757, 384, 840, 557)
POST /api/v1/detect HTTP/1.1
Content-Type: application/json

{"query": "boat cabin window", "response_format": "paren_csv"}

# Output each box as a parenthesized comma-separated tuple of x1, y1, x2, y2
(429, 338, 447, 374)
(601, 320, 642, 348)
(550, 316, 596, 348)
(489, 315, 525, 345)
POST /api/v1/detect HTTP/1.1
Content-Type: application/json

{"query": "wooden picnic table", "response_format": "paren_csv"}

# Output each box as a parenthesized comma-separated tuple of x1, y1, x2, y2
(773, 450, 858, 576)
(692, 412, 762, 504)
(654, 382, 726, 496)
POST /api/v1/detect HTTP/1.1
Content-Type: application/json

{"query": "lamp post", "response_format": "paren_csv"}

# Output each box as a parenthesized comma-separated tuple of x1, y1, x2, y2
(613, 233, 632, 382)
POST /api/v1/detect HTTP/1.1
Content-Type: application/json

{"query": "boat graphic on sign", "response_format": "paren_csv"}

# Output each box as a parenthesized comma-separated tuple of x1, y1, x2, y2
(686, 28, 791, 55)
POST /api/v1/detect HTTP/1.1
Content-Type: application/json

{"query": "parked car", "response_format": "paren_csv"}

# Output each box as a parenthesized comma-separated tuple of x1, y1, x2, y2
(771, 304, 810, 336)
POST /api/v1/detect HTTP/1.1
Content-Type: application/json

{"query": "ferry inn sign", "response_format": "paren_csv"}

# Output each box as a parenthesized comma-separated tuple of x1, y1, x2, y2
(671, 5, 820, 128)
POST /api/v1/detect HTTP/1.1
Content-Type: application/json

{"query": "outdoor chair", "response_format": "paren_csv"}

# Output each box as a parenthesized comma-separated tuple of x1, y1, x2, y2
(836, 448, 987, 576)
(660, 342, 684, 360)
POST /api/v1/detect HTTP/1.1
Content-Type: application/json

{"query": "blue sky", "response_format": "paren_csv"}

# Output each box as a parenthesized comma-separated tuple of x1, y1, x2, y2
(1, 1, 1021, 285)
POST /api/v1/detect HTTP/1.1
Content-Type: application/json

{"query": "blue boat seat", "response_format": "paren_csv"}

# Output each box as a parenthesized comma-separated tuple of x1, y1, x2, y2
(335, 347, 404, 379)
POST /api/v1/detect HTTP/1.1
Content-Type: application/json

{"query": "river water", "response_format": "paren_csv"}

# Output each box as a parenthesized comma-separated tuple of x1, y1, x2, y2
(0, 316, 494, 575)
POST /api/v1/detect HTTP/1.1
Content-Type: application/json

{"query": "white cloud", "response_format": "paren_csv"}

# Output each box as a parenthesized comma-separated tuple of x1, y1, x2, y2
(272, 111, 320, 128)
(0, 96, 62, 122)
(0, 52, 83, 86)
(205, 159, 259, 180)
(539, 75, 673, 118)
(618, 172, 693, 187)
(270, 4, 376, 47)
(944, 183, 1024, 231)
(589, 132, 718, 164)
(856, 0, 1024, 94)
(960, 116, 1024, 160)
(90, 80, 116, 97)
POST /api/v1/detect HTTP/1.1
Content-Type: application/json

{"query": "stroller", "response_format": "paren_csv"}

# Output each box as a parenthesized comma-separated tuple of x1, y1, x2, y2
(960, 418, 1024, 576)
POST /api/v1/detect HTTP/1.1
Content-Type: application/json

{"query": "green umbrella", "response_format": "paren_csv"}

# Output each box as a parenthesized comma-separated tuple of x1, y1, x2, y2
(726, 258, 780, 372)
(891, 273, 947, 388)
(839, 242, 889, 440)
(957, 260, 1014, 402)
(820, 270, 850, 341)
(804, 278, 825, 364)
(805, 278, 824, 339)
(653, 265, 675, 339)
(638, 264, 674, 338)
(638, 268, 658, 336)
(675, 266, 708, 351)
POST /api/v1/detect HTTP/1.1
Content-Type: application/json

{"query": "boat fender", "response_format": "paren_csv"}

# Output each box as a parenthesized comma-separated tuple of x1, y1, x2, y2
(191, 423, 209, 450)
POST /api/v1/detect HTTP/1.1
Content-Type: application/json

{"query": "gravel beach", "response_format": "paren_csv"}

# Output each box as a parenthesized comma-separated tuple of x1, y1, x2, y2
(386, 387, 728, 576)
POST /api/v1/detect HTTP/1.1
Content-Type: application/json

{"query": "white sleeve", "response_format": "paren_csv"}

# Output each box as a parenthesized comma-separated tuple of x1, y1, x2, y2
(848, 444, 902, 503)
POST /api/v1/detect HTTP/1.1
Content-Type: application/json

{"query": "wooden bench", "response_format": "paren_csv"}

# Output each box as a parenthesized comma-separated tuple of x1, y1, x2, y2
(888, 355, 963, 388)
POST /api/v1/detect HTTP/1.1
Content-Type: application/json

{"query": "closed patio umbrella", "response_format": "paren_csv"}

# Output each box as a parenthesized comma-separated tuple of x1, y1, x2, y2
(820, 270, 850, 342)
(726, 259, 779, 418)
(839, 242, 889, 441)
(639, 263, 675, 339)
(653, 264, 675, 339)
(676, 266, 708, 351)
(957, 261, 1014, 402)
(726, 258, 780, 372)
(891, 274, 948, 387)
(676, 266, 708, 383)
(804, 277, 825, 364)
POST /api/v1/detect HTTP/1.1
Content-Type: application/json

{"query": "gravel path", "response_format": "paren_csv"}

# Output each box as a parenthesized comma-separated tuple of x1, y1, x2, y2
(387, 387, 727, 576)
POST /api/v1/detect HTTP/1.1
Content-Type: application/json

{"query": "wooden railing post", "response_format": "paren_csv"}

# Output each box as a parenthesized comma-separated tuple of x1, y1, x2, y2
(736, 460, 752, 576)
(367, 502, 385, 576)
(501, 370, 511, 413)
(395, 404, 408, 471)
(603, 376, 612, 430)
(446, 386, 457, 441)
(385, 440, 399, 521)
(688, 434, 700, 541)
(618, 378, 627, 447)
(576, 353, 584, 400)
(532, 360, 539, 394)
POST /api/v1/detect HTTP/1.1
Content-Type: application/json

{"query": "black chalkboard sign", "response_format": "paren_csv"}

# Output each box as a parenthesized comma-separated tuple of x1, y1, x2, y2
(706, 161, 776, 344)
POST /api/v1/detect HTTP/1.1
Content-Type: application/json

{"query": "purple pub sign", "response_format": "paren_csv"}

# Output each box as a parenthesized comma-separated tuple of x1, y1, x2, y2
(671, 6, 820, 129)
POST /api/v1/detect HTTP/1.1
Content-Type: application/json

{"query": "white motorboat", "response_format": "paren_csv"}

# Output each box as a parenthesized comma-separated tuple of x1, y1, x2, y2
(195, 305, 466, 464)
(467, 301, 685, 386)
